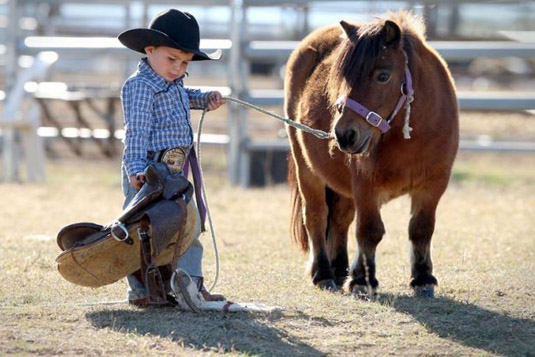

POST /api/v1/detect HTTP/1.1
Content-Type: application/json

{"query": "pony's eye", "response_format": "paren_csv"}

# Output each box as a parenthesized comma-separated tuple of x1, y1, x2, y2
(377, 72, 390, 83)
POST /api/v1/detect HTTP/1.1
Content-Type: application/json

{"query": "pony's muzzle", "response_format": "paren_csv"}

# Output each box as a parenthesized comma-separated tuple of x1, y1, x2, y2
(334, 126, 371, 154)
(335, 127, 357, 149)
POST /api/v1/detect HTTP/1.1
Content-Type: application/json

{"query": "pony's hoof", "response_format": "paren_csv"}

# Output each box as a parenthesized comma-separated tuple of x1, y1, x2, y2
(351, 285, 376, 300)
(334, 276, 346, 288)
(316, 279, 339, 292)
(413, 284, 435, 298)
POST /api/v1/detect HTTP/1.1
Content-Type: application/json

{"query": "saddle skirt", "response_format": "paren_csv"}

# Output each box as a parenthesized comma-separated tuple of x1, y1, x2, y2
(55, 162, 198, 288)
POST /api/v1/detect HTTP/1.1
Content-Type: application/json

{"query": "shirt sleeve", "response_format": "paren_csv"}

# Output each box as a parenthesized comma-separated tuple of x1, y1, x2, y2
(121, 80, 153, 177)
(185, 86, 210, 110)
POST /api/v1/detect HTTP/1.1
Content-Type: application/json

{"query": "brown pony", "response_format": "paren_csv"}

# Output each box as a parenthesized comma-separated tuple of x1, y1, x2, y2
(285, 11, 458, 297)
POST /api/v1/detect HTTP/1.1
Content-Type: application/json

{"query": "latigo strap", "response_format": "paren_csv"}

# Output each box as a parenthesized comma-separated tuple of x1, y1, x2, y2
(138, 216, 168, 306)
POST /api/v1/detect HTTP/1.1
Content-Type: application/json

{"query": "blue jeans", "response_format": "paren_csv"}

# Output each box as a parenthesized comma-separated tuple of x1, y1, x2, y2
(121, 164, 203, 301)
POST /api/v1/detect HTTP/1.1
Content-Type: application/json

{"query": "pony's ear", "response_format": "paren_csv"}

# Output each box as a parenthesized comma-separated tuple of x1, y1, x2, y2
(340, 20, 356, 39)
(382, 20, 401, 47)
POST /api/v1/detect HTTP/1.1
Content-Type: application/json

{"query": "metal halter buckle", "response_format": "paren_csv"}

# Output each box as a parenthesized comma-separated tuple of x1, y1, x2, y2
(111, 223, 129, 242)
(365, 111, 383, 127)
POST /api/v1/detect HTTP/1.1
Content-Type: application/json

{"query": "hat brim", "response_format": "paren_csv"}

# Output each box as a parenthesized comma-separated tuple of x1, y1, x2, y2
(118, 28, 222, 61)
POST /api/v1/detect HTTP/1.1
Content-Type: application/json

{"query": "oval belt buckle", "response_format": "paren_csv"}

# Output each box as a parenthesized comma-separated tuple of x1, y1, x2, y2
(161, 147, 186, 174)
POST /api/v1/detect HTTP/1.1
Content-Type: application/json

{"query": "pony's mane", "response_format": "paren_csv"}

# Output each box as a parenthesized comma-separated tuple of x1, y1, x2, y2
(328, 10, 425, 99)
(386, 10, 426, 41)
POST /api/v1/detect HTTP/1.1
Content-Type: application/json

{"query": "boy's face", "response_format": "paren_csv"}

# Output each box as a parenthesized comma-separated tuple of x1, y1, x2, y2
(144, 46, 194, 82)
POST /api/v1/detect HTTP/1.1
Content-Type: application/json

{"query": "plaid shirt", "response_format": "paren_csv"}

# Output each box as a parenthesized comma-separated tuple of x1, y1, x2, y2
(121, 58, 210, 177)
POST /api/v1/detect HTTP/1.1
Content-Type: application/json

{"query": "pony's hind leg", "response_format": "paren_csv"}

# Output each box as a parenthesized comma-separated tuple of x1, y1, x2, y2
(302, 185, 336, 290)
(325, 187, 355, 287)
(288, 126, 337, 290)
(408, 181, 448, 298)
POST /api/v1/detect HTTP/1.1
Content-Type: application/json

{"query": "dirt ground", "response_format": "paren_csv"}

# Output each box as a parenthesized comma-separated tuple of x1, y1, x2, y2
(0, 144, 534, 356)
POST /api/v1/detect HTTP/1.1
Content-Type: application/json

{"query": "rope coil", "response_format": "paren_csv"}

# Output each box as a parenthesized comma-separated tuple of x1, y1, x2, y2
(195, 108, 220, 293)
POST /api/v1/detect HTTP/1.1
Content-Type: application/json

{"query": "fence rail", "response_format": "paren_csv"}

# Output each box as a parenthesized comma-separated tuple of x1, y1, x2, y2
(17, 36, 535, 113)
(246, 40, 535, 60)
(244, 89, 535, 112)
(243, 138, 535, 154)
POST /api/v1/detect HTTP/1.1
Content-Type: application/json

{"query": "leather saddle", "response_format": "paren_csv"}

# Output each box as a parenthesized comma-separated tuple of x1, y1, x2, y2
(56, 162, 197, 304)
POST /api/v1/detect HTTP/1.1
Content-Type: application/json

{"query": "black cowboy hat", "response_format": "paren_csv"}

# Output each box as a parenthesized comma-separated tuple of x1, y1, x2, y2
(118, 9, 221, 61)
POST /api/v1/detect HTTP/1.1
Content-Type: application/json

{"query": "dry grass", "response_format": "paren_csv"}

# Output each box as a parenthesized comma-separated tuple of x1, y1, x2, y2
(0, 151, 534, 356)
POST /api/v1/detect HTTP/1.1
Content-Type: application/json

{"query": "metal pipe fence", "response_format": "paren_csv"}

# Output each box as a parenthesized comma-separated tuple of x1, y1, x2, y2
(1, 0, 534, 184)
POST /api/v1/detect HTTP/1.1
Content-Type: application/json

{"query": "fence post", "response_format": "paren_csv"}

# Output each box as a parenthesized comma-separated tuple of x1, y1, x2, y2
(5, 0, 19, 96)
(1, 52, 57, 182)
(1, 0, 20, 181)
(228, 0, 248, 186)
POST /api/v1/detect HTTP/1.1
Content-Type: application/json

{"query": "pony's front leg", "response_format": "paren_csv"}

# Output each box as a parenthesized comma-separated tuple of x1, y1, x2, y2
(325, 188, 355, 287)
(344, 198, 385, 298)
(408, 184, 447, 298)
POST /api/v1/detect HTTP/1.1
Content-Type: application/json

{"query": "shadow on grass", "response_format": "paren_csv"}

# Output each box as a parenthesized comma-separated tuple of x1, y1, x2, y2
(86, 309, 325, 356)
(380, 294, 535, 356)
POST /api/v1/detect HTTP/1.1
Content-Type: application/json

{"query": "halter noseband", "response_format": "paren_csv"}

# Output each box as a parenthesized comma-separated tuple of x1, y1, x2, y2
(335, 50, 414, 137)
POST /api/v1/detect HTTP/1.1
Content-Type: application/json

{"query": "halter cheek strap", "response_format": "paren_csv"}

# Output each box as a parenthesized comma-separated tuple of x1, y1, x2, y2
(335, 50, 415, 137)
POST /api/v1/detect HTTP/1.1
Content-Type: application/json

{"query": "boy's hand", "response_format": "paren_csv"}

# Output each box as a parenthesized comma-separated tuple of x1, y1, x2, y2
(207, 91, 226, 111)
(129, 174, 145, 190)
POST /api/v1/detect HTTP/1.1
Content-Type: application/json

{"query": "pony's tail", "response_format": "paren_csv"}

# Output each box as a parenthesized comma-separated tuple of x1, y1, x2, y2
(288, 154, 309, 252)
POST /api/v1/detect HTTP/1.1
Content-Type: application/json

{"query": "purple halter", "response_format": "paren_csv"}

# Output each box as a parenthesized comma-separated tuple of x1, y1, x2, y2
(335, 51, 414, 134)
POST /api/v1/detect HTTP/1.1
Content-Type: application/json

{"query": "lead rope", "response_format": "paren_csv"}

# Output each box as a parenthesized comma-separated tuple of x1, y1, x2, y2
(199, 95, 415, 291)
(222, 96, 332, 140)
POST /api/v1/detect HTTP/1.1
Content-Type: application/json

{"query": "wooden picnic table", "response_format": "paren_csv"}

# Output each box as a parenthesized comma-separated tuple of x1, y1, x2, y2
(33, 85, 121, 157)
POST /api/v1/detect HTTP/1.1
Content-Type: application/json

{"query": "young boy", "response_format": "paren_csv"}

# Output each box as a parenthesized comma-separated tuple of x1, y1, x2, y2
(118, 9, 226, 306)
